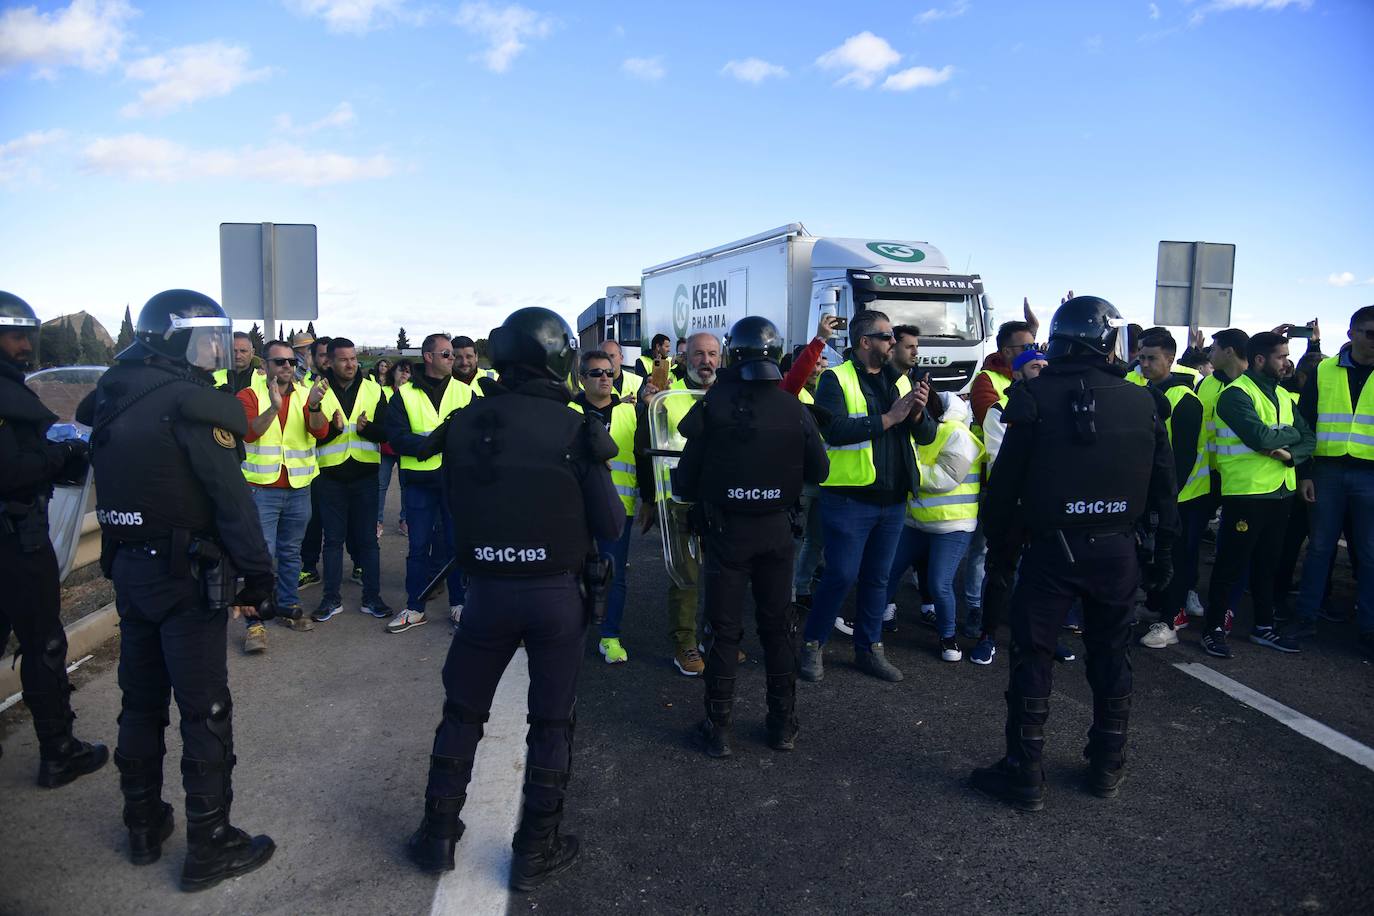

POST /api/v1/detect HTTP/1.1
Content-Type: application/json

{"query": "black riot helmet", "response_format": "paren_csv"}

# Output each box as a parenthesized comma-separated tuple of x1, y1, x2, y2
(488, 307, 578, 382)
(0, 291, 41, 370)
(1044, 295, 1130, 364)
(118, 289, 233, 372)
(725, 315, 784, 381)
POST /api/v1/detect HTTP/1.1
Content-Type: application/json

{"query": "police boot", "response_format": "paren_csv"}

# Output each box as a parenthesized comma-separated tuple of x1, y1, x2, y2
(115, 750, 175, 865)
(970, 691, 1048, 811)
(510, 801, 580, 892)
(406, 796, 467, 873)
(698, 677, 735, 759)
(1084, 694, 1131, 798)
(33, 707, 109, 789)
(181, 790, 276, 892)
(765, 674, 800, 752)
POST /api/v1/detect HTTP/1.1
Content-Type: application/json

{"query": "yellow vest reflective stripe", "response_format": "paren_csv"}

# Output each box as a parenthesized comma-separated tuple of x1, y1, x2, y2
(1196, 373, 1229, 471)
(655, 379, 699, 502)
(797, 387, 814, 405)
(569, 401, 639, 515)
(397, 378, 472, 471)
(908, 421, 984, 524)
(242, 376, 319, 488)
(820, 362, 911, 487)
(1313, 356, 1374, 459)
(1214, 374, 1297, 496)
(316, 378, 384, 468)
(1161, 384, 1209, 503)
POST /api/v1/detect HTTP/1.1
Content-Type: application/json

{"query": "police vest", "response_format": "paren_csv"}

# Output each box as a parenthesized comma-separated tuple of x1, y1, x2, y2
(656, 378, 702, 503)
(1313, 356, 1374, 460)
(615, 369, 643, 398)
(444, 392, 590, 577)
(1019, 369, 1155, 532)
(1161, 384, 1209, 503)
(316, 377, 384, 469)
(908, 421, 984, 525)
(241, 376, 319, 488)
(820, 361, 912, 488)
(569, 400, 638, 516)
(1213, 374, 1297, 497)
(691, 380, 806, 514)
(1196, 372, 1230, 472)
(397, 377, 472, 471)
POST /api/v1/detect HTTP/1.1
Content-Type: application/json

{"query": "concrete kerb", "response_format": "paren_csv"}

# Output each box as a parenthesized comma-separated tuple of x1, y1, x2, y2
(0, 602, 118, 702)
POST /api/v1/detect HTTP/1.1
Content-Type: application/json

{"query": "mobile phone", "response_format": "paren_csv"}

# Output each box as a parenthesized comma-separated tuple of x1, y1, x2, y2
(1287, 325, 1314, 339)
(831, 316, 848, 330)
(651, 358, 670, 390)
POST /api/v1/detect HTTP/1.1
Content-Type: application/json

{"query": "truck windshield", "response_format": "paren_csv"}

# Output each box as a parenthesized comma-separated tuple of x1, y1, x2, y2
(868, 295, 981, 341)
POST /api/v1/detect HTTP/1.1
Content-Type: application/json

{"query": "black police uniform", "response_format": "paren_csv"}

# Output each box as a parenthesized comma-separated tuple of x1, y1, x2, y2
(675, 363, 829, 756)
(82, 291, 278, 889)
(0, 351, 107, 786)
(974, 300, 1179, 810)
(406, 309, 623, 892)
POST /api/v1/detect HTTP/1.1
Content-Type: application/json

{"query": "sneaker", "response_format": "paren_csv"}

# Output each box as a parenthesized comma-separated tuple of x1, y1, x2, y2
(1186, 591, 1204, 617)
(673, 646, 704, 677)
(298, 569, 321, 589)
(397, 520, 409, 537)
(350, 566, 363, 584)
(1172, 609, 1189, 631)
(1249, 626, 1300, 654)
(1283, 619, 1317, 640)
(386, 608, 428, 634)
(360, 599, 391, 619)
(855, 644, 904, 682)
(969, 636, 996, 665)
(243, 624, 267, 654)
(1201, 627, 1232, 659)
(1139, 621, 1179, 649)
(312, 600, 343, 623)
(800, 641, 824, 682)
(1054, 642, 1075, 663)
(833, 616, 855, 637)
(449, 605, 464, 628)
(940, 637, 962, 663)
(1063, 621, 1083, 637)
(1223, 608, 1234, 634)
(599, 638, 628, 664)
(1317, 606, 1349, 623)
(882, 603, 898, 633)
(277, 607, 312, 631)
(376, 522, 384, 540)
(918, 605, 937, 628)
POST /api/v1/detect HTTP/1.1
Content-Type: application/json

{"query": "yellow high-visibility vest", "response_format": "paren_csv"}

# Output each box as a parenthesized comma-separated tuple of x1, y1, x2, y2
(1161, 384, 1209, 503)
(1213, 374, 1296, 497)
(797, 387, 814, 405)
(820, 361, 912, 488)
(316, 377, 384, 469)
(1313, 356, 1374, 460)
(615, 369, 643, 398)
(569, 400, 638, 516)
(970, 368, 1011, 441)
(396, 377, 472, 472)
(908, 421, 984, 524)
(1196, 372, 1230, 472)
(241, 376, 319, 488)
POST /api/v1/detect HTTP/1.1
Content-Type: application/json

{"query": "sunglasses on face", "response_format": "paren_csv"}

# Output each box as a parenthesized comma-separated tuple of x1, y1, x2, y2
(864, 332, 895, 342)
(1016, 342, 1041, 352)
(581, 368, 613, 378)
(268, 357, 294, 366)
(429, 350, 453, 359)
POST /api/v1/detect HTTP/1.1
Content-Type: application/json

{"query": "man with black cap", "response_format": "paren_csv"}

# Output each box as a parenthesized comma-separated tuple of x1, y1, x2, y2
(404, 307, 623, 892)
(0, 291, 107, 785)
(971, 295, 1179, 811)
(674, 316, 829, 758)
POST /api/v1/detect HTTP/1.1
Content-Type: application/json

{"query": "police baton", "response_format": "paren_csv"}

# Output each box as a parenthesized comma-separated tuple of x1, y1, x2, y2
(418, 556, 457, 604)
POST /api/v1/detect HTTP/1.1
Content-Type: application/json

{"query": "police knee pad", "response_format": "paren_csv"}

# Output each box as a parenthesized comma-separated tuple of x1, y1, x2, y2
(41, 633, 68, 677)
(182, 693, 234, 761)
(440, 700, 489, 739)
(524, 705, 576, 780)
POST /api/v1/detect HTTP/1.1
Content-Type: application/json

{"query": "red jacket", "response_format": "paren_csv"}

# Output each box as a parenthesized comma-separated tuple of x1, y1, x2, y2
(781, 337, 826, 396)
(970, 352, 1012, 426)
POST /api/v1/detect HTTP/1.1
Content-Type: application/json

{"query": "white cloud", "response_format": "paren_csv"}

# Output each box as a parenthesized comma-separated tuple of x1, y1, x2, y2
(454, 2, 554, 73)
(1148, 2, 1161, 18)
(121, 42, 271, 117)
(622, 56, 664, 81)
(1084, 34, 1104, 52)
(287, 0, 417, 35)
(816, 31, 901, 89)
(0, 0, 134, 74)
(1189, 0, 1312, 25)
(276, 101, 356, 134)
(881, 64, 954, 91)
(1326, 272, 1374, 288)
(916, 0, 970, 25)
(81, 133, 394, 186)
(721, 57, 786, 84)
(0, 128, 66, 181)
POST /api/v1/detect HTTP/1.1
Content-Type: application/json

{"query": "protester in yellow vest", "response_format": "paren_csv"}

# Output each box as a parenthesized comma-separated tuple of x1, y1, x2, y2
(1289, 305, 1374, 655)
(235, 340, 330, 651)
(1203, 331, 1314, 659)
(599, 339, 643, 402)
(309, 337, 392, 624)
(636, 333, 672, 377)
(384, 333, 472, 635)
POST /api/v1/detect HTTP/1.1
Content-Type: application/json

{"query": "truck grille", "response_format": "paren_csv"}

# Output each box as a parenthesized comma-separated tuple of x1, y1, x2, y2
(925, 360, 977, 393)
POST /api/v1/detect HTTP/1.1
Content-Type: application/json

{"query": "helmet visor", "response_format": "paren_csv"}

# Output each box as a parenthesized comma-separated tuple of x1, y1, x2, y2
(172, 316, 234, 372)
(1106, 316, 1130, 365)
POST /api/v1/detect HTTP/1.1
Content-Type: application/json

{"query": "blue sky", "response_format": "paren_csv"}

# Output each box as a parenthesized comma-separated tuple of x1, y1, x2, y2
(2, 0, 1371, 347)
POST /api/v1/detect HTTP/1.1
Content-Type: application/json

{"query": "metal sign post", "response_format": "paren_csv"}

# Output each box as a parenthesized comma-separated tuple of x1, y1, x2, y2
(1154, 240, 1236, 335)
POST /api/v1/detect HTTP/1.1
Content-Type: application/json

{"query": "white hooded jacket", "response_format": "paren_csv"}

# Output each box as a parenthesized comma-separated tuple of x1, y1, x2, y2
(909, 394, 982, 534)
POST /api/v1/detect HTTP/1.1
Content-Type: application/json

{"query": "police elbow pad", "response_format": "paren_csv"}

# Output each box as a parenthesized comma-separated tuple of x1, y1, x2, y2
(179, 387, 248, 437)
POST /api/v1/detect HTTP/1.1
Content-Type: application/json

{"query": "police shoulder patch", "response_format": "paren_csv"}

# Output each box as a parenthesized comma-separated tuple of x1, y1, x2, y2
(1235, 519, 1249, 533)
(212, 427, 237, 448)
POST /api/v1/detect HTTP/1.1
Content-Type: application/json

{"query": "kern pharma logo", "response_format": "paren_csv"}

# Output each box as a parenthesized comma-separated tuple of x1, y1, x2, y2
(673, 284, 689, 340)
(867, 242, 925, 263)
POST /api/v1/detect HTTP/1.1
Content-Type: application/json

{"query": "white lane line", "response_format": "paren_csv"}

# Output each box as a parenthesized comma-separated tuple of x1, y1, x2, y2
(1174, 662, 1374, 773)
(430, 647, 530, 916)
(0, 655, 94, 714)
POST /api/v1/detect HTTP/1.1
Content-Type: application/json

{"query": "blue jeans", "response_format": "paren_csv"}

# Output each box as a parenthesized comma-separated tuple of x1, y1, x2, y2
(803, 493, 906, 652)
(317, 473, 382, 606)
(887, 526, 973, 639)
(251, 485, 312, 611)
(793, 489, 825, 598)
(962, 522, 987, 613)
(596, 516, 633, 639)
(403, 482, 464, 612)
(1296, 462, 1374, 633)
(377, 454, 406, 525)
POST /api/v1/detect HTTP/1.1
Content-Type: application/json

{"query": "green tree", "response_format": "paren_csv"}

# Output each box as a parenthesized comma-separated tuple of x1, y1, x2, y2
(115, 305, 134, 351)
(248, 322, 265, 355)
(397, 327, 410, 350)
(40, 319, 80, 366)
(276, 323, 285, 342)
(79, 314, 108, 364)
(306, 320, 316, 338)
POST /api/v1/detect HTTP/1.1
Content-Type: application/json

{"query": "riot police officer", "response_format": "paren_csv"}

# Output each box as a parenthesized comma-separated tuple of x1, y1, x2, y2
(81, 290, 280, 890)
(0, 291, 107, 785)
(405, 307, 623, 891)
(971, 296, 1179, 811)
(674, 316, 829, 757)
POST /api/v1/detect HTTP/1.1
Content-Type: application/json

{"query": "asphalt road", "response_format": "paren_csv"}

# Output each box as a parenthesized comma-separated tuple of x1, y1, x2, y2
(3, 493, 1372, 916)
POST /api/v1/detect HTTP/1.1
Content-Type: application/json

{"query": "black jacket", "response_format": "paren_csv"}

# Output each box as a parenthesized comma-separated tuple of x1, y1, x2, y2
(0, 359, 81, 504)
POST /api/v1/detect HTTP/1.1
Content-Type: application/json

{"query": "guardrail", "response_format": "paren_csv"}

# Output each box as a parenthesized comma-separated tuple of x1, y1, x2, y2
(72, 511, 101, 575)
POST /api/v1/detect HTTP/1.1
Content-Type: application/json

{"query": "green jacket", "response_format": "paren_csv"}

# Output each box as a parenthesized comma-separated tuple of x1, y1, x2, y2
(1214, 368, 1315, 498)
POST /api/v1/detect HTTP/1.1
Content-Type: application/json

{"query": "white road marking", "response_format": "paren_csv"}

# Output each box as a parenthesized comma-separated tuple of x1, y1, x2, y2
(0, 655, 94, 714)
(429, 647, 531, 916)
(1174, 662, 1374, 773)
